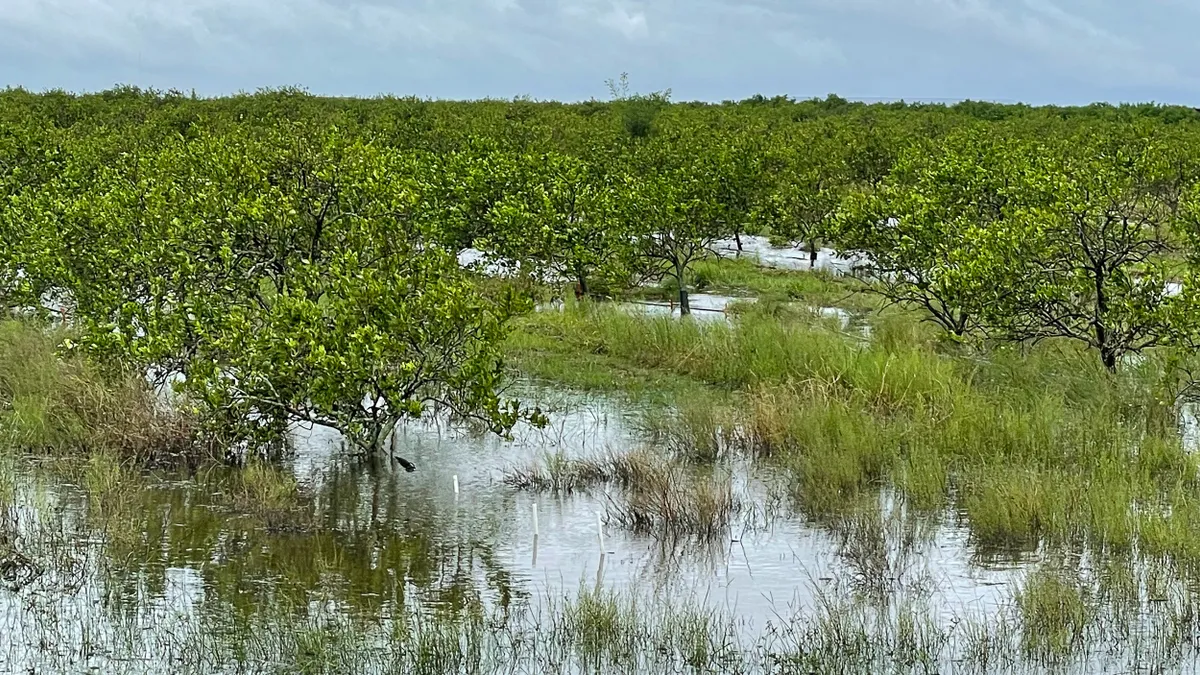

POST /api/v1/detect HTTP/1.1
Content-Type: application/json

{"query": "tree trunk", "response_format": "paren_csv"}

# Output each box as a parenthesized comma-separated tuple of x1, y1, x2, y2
(1094, 267, 1116, 373)
(576, 274, 589, 300)
(808, 240, 818, 268)
(1100, 345, 1118, 373)
(734, 231, 743, 253)
(678, 286, 691, 316)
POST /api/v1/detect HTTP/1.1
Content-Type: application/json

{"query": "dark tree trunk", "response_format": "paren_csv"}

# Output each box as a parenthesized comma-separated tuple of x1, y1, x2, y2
(576, 274, 589, 299)
(1100, 347, 1118, 373)
(808, 240, 818, 268)
(735, 231, 743, 253)
(678, 286, 691, 316)
(1094, 266, 1116, 373)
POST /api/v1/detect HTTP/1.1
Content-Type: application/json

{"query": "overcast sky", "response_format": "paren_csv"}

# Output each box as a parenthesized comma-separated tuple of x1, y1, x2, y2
(1, 0, 1195, 105)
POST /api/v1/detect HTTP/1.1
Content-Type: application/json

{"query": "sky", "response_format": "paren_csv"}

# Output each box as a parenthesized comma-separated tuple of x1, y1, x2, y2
(1, 0, 1197, 106)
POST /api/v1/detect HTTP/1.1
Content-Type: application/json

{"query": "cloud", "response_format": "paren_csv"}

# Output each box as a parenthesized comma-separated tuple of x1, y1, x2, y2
(599, 4, 648, 40)
(0, 0, 1198, 103)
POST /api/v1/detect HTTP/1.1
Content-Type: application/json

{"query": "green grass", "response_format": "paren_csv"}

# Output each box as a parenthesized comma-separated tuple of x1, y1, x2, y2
(633, 255, 886, 313)
(0, 319, 196, 463)
(1013, 569, 1095, 661)
(505, 302, 1200, 575)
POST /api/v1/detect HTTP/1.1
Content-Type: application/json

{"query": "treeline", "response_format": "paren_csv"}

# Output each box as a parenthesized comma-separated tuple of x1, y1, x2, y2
(5, 84, 1200, 461)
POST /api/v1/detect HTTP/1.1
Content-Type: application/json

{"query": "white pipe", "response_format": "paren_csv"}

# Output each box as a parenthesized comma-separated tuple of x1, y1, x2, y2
(532, 502, 539, 536)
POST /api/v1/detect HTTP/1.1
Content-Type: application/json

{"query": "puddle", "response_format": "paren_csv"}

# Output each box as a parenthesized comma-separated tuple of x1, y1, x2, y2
(615, 294, 755, 322)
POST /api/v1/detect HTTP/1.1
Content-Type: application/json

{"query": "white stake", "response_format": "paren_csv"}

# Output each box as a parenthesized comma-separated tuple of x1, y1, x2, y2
(453, 475, 459, 497)
(532, 502, 539, 536)
(596, 511, 605, 552)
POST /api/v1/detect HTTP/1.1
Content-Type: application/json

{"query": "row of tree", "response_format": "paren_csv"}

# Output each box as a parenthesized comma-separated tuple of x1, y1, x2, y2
(5, 85, 1200, 463)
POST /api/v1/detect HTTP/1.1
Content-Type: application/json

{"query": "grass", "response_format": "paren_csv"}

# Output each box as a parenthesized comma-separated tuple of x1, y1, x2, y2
(636, 391, 739, 463)
(506, 302, 1200, 575)
(497, 299, 1200, 670)
(1014, 570, 1095, 661)
(0, 319, 197, 464)
(507, 449, 740, 539)
(608, 463, 737, 540)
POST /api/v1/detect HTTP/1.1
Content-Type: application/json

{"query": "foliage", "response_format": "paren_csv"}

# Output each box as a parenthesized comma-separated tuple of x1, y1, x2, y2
(755, 120, 852, 265)
(985, 128, 1183, 370)
(835, 126, 1025, 337)
(484, 151, 631, 297)
(8, 83, 1200, 460)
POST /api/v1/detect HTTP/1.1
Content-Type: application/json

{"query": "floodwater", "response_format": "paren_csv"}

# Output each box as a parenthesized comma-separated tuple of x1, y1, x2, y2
(459, 237, 868, 279)
(712, 236, 867, 275)
(615, 294, 755, 321)
(0, 383, 1051, 673)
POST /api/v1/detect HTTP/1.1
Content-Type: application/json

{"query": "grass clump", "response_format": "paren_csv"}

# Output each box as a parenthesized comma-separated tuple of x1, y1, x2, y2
(0, 320, 196, 464)
(1014, 570, 1095, 661)
(504, 448, 663, 494)
(609, 465, 737, 540)
(507, 449, 739, 540)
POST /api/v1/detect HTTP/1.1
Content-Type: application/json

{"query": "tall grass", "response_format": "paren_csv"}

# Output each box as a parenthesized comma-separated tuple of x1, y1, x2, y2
(0, 320, 196, 463)
(511, 304, 1200, 573)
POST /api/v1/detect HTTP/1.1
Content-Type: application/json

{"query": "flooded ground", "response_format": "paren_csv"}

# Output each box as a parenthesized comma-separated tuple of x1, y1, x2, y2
(0, 382, 1083, 673)
(713, 236, 867, 275)
(0, 244, 1192, 672)
(459, 236, 867, 280)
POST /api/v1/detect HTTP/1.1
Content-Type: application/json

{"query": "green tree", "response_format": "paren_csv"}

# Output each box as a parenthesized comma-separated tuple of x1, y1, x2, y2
(625, 135, 728, 315)
(757, 121, 851, 266)
(17, 124, 543, 464)
(605, 73, 671, 140)
(484, 151, 630, 298)
(835, 127, 1023, 337)
(1000, 131, 1184, 371)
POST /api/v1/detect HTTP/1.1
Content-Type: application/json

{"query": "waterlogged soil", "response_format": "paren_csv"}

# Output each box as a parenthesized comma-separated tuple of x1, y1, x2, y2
(0, 383, 1053, 673)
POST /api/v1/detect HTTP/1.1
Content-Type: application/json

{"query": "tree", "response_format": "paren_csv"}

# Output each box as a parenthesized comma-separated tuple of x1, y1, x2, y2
(709, 128, 770, 254)
(484, 151, 630, 298)
(605, 73, 671, 140)
(18, 123, 544, 464)
(756, 121, 851, 267)
(997, 131, 1184, 371)
(625, 134, 727, 315)
(835, 127, 1025, 337)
